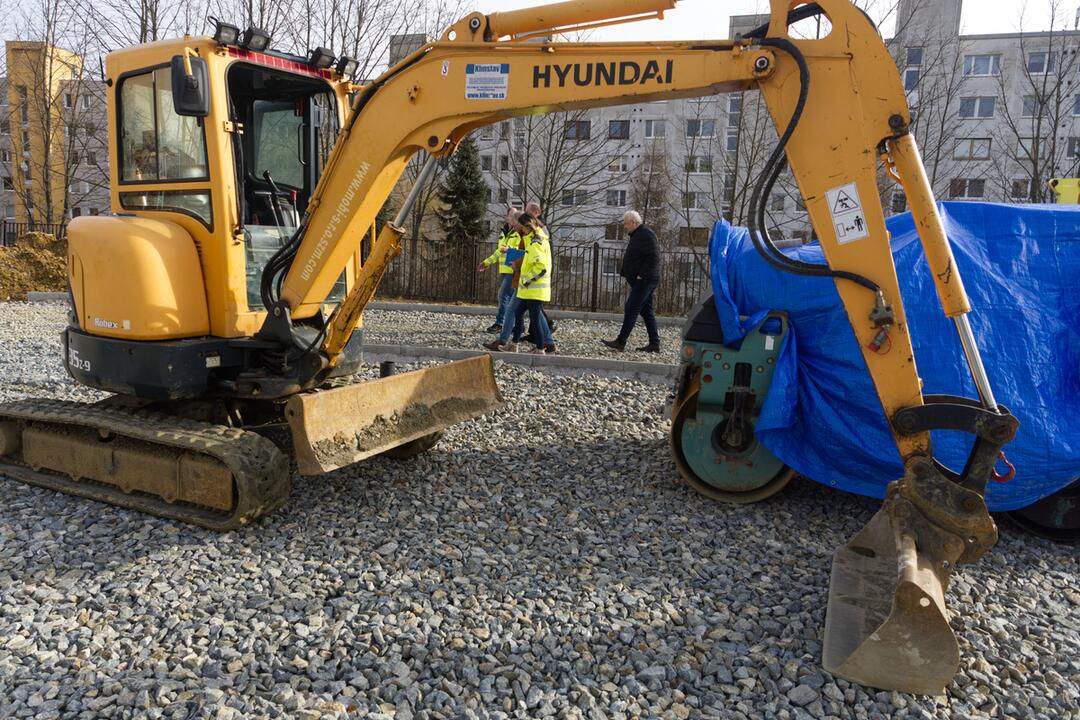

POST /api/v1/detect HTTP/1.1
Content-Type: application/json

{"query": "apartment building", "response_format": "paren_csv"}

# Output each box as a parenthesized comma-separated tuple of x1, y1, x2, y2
(1, 41, 109, 225)
(474, 1, 1080, 248)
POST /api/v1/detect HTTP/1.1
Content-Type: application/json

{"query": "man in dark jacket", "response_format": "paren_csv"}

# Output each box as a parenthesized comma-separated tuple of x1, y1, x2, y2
(603, 210, 661, 352)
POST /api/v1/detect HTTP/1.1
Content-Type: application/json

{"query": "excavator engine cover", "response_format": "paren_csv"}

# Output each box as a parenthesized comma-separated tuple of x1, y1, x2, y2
(286, 354, 503, 475)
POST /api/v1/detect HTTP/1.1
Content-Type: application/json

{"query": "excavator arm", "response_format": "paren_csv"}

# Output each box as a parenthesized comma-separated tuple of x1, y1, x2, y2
(261, 0, 1016, 694)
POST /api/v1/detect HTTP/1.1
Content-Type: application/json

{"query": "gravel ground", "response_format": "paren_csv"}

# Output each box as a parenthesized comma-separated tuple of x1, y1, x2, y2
(0, 301, 1078, 720)
(362, 308, 684, 365)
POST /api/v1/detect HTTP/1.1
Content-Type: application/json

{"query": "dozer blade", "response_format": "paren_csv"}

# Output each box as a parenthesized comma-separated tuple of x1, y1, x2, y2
(823, 507, 959, 696)
(286, 354, 503, 475)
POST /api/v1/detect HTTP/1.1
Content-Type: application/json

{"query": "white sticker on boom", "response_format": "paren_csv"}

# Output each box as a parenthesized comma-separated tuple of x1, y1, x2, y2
(764, 336, 775, 351)
(465, 63, 509, 100)
(826, 182, 869, 244)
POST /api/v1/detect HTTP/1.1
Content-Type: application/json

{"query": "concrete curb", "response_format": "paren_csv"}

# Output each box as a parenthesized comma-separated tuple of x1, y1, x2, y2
(363, 343, 678, 382)
(26, 292, 68, 302)
(369, 300, 685, 327)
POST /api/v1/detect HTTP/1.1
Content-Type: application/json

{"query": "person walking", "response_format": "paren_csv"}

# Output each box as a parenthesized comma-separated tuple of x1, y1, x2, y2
(484, 214, 555, 353)
(602, 210, 661, 352)
(477, 207, 520, 333)
(523, 201, 557, 338)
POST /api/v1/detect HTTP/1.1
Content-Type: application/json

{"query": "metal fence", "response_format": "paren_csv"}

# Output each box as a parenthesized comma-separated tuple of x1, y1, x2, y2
(0, 222, 67, 246)
(368, 236, 711, 316)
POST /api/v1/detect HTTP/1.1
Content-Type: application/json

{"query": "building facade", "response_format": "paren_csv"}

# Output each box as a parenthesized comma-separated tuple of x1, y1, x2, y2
(1, 41, 109, 226)
(472, 1, 1080, 248)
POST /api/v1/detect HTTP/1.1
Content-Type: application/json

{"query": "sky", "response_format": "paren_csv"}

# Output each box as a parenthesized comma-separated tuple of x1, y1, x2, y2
(471, 0, 1064, 42)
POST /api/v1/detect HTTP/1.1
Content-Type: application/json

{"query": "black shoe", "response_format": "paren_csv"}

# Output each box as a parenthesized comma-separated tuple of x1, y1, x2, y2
(486, 323, 502, 333)
(482, 340, 507, 352)
(636, 343, 661, 353)
(544, 344, 557, 354)
(602, 339, 626, 351)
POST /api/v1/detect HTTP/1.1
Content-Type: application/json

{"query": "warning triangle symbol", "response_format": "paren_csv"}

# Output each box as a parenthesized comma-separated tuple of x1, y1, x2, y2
(833, 190, 857, 214)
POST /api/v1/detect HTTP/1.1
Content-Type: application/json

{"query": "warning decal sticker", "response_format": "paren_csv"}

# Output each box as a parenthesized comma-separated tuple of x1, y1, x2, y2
(465, 63, 510, 100)
(825, 182, 869, 244)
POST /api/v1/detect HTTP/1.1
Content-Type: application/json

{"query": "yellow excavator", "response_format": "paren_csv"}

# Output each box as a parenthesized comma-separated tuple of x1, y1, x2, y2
(0, 0, 1017, 696)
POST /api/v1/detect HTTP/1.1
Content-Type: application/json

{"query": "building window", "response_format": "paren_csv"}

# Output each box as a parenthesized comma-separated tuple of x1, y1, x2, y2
(89, 207, 99, 215)
(903, 68, 921, 91)
(682, 191, 708, 209)
(72, 207, 82, 217)
(906, 47, 924, 66)
(608, 155, 628, 172)
(962, 54, 1001, 77)
(958, 96, 995, 119)
(499, 121, 510, 139)
(1069, 137, 1080, 158)
(1074, 95, 1080, 116)
(605, 189, 627, 206)
(481, 154, 492, 171)
(564, 120, 591, 140)
(0, 150, 8, 163)
(1016, 137, 1038, 159)
(725, 128, 739, 152)
(18, 86, 27, 123)
(81, 95, 91, 111)
(64, 93, 73, 109)
(608, 120, 630, 139)
(0, 118, 8, 133)
(1, 176, 11, 190)
(479, 125, 493, 140)
(771, 195, 785, 212)
(22, 133, 30, 153)
(727, 95, 742, 125)
(953, 137, 991, 160)
(685, 119, 715, 138)
(1010, 178, 1031, 200)
(1022, 96, 1038, 118)
(87, 150, 97, 164)
(561, 189, 588, 206)
(604, 222, 625, 241)
(602, 257, 622, 275)
(1027, 51, 1056, 75)
(678, 226, 710, 247)
(685, 156, 713, 174)
(644, 119, 665, 139)
(498, 188, 509, 203)
(949, 178, 985, 199)
(499, 155, 509, 171)
(891, 192, 907, 214)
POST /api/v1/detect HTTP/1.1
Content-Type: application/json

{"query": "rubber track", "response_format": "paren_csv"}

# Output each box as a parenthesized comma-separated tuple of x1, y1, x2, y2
(0, 398, 289, 530)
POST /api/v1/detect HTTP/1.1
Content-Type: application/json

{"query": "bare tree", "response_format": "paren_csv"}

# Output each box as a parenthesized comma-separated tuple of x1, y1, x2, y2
(990, 0, 1080, 203)
(630, 140, 674, 246)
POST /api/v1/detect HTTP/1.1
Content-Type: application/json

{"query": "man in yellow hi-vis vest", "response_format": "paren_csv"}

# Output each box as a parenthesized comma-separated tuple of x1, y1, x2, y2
(477, 207, 521, 333)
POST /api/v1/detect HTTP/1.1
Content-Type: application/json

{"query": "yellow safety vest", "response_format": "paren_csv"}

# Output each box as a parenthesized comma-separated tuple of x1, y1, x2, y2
(482, 229, 518, 274)
(516, 228, 551, 302)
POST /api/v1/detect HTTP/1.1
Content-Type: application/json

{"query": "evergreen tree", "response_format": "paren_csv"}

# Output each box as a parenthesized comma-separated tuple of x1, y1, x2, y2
(438, 136, 490, 242)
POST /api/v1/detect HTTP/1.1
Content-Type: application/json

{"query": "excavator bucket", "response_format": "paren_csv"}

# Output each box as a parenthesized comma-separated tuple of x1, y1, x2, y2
(823, 508, 959, 695)
(285, 354, 503, 475)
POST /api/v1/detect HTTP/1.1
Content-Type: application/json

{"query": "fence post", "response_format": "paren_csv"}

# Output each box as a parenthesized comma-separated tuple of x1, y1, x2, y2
(590, 242, 600, 312)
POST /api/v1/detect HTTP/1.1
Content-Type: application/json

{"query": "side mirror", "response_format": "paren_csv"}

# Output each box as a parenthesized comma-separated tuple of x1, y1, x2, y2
(170, 55, 210, 117)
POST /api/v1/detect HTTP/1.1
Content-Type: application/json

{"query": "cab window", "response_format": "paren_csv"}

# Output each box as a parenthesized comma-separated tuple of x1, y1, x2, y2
(119, 67, 209, 182)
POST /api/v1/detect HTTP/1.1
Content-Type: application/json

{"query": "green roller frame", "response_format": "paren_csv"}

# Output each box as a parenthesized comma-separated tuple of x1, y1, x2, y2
(671, 313, 795, 503)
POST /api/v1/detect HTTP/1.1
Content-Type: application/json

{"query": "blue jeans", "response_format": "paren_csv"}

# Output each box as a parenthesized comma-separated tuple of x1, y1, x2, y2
(617, 278, 659, 344)
(526, 300, 553, 347)
(498, 296, 527, 343)
(494, 274, 514, 325)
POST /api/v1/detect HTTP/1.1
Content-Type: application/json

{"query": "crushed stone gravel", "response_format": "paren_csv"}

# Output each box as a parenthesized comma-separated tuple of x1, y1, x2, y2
(0, 301, 1077, 720)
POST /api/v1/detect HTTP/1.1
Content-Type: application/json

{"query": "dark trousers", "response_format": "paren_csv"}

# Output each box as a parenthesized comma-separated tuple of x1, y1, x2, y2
(525, 300, 554, 347)
(617, 278, 659, 344)
(525, 308, 555, 345)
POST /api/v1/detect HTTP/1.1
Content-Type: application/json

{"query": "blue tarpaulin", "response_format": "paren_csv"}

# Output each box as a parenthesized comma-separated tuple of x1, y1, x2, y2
(708, 202, 1080, 511)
